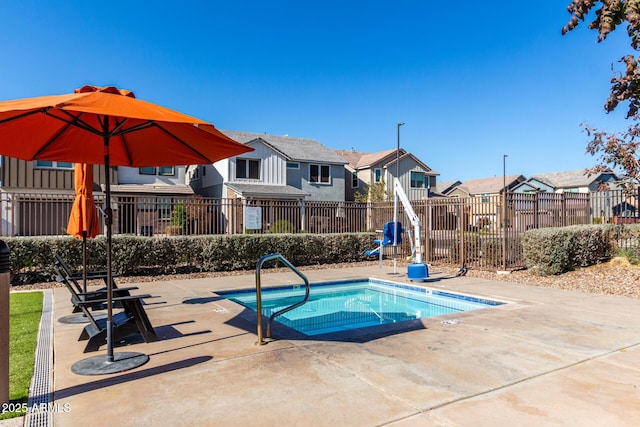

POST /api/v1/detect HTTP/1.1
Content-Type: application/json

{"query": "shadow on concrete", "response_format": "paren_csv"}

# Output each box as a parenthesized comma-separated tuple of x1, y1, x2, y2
(51, 356, 213, 400)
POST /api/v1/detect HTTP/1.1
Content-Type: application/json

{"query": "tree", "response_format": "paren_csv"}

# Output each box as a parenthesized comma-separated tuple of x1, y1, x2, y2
(354, 180, 390, 202)
(563, 1, 640, 186)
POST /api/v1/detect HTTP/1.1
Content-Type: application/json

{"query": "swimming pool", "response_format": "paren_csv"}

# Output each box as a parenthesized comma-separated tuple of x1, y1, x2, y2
(219, 279, 505, 336)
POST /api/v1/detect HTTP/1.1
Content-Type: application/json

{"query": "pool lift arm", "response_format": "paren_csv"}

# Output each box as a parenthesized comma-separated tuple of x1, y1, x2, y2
(394, 178, 429, 281)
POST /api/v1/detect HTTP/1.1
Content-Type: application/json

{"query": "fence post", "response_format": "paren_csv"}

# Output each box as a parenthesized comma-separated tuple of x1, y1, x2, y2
(502, 192, 507, 271)
(0, 240, 10, 407)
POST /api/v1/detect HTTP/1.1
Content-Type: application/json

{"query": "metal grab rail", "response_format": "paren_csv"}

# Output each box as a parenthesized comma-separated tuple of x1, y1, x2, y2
(255, 253, 310, 345)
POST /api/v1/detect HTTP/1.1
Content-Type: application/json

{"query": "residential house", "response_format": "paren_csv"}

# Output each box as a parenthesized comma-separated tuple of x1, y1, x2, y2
(446, 175, 526, 229)
(109, 165, 195, 236)
(336, 148, 439, 201)
(0, 157, 115, 236)
(446, 175, 526, 198)
(189, 130, 347, 202)
(434, 180, 461, 196)
(513, 169, 619, 193)
(513, 168, 628, 223)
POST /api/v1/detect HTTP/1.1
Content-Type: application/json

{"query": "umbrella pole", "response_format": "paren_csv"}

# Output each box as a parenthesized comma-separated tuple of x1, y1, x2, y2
(71, 129, 149, 375)
(82, 232, 87, 294)
(104, 138, 115, 363)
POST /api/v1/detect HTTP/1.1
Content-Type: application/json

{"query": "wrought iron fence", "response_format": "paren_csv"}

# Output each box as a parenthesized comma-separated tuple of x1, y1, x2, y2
(1, 189, 637, 270)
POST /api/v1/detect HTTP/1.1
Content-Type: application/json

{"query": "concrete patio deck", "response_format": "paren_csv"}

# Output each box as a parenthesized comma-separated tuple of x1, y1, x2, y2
(43, 264, 640, 426)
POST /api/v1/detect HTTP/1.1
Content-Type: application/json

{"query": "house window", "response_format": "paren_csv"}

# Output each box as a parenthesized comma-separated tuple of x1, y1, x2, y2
(287, 162, 299, 169)
(35, 160, 73, 169)
(564, 188, 579, 193)
(139, 167, 156, 175)
(410, 171, 426, 188)
(236, 158, 260, 180)
(159, 166, 175, 176)
(351, 171, 358, 188)
(480, 193, 491, 203)
(374, 168, 382, 183)
(158, 198, 172, 220)
(310, 164, 330, 184)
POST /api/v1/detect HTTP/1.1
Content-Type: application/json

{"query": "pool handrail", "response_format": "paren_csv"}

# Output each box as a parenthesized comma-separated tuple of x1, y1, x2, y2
(255, 253, 310, 345)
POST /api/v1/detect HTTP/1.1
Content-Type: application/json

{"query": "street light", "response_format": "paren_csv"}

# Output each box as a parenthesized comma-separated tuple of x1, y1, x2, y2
(396, 122, 404, 180)
(503, 154, 508, 194)
(502, 154, 508, 272)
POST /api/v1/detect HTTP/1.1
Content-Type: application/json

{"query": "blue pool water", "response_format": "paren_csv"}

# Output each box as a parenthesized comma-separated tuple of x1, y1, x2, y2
(219, 279, 505, 336)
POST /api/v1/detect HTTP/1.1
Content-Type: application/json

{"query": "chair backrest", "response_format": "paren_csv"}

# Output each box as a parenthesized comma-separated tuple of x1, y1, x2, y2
(54, 253, 71, 273)
(54, 254, 83, 293)
(53, 267, 101, 330)
(381, 221, 403, 246)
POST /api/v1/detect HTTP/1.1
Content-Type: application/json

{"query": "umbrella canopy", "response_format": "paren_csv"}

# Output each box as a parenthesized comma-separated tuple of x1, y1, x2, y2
(0, 85, 247, 166)
(0, 85, 253, 369)
(67, 163, 100, 239)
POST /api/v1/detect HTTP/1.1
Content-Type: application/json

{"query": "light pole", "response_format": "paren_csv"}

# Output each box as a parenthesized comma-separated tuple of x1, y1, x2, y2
(502, 154, 508, 271)
(396, 122, 404, 180)
(503, 154, 508, 195)
(393, 122, 404, 274)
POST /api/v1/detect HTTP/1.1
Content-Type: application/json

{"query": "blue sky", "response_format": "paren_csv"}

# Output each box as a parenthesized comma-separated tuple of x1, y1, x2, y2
(0, 1, 634, 182)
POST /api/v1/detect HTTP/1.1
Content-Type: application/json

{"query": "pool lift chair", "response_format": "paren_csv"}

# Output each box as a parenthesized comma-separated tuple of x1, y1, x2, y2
(365, 221, 403, 258)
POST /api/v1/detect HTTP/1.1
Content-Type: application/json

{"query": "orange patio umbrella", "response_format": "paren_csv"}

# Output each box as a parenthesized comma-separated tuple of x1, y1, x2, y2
(67, 163, 101, 293)
(0, 85, 253, 373)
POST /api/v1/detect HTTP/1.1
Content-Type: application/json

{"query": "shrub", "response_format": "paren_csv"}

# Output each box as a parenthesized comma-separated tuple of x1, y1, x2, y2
(271, 220, 294, 233)
(165, 225, 182, 236)
(521, 225, 616, 276)
(4, 233, 376, 285)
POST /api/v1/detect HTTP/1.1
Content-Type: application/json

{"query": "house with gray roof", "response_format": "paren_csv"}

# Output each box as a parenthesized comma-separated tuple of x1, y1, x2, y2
(188, 130, 347, 201)
(446, 175, 526, 229)
(513, 169, 619, 193)
(447, 175, 526, 198)
(434, 180, 461, 196)
(336, 148, 439, 201)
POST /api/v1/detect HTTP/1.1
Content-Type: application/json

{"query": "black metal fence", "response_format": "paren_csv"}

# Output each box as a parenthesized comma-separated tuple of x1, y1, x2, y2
(1, 189, 637, 270)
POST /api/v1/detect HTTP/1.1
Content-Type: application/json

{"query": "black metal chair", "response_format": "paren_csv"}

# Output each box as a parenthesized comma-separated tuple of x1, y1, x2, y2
(54, 252, 121, 295)
(55, 273, 158, 352)
(53, 259, 137, 313)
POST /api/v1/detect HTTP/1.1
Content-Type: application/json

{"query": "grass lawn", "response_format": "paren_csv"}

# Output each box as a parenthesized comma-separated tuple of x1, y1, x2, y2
(0, 291, 42, 420)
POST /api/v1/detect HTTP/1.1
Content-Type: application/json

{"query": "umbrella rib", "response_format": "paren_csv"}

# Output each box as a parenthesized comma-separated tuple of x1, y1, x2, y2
(153, 123, 213, 163)
(0, 108, 43, 125)
(110, 120, 155, 166)
(33, 112, 86, 160)
(50, 110, 103, 136)
(107, 116, 136, 135)
(112, 120, 155, 136)
(114, 133, 133, 166)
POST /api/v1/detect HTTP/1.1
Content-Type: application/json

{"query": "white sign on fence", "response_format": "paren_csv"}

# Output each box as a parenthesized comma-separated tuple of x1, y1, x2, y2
(244, 206, 262, 230)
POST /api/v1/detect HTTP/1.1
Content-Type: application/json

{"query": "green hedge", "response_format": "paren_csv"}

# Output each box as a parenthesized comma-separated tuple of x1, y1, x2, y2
(4, 233, 376, 285)
(521, 225, 619, 276)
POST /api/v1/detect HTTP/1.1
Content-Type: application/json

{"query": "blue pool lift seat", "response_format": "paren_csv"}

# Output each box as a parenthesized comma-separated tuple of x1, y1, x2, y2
(365, 221, 403, 257)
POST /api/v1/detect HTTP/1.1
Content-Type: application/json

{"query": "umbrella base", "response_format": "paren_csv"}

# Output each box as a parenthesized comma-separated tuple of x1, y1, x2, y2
(58, 312, 107, 324)
(71, 351, 149, 375)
